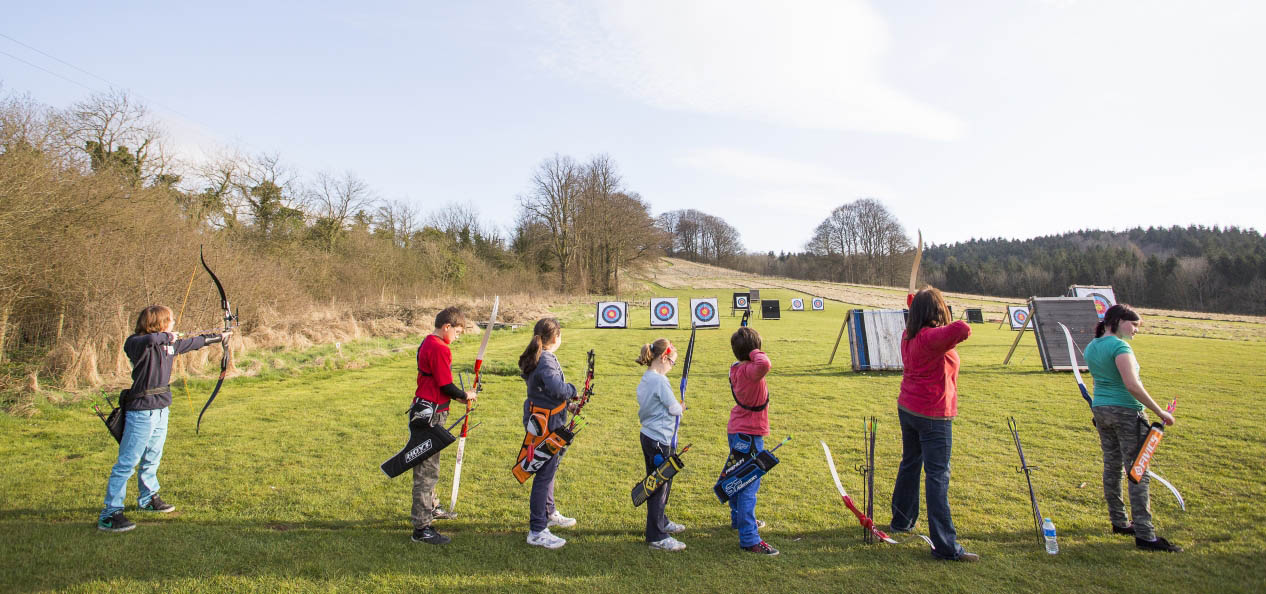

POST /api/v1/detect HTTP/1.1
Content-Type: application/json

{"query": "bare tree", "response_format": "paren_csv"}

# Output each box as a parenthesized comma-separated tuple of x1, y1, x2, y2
(519, 154, 583, 291)
(807, 198, 910, 284)
(375, 199, 420, 248)
(428, 201, 486, 245)
(0, 90, 59, 157)
(310, 170, 376, 250)
(57, 89, 168, 185)
(656, 208, 743, 265)
(234, 152, 304, 240)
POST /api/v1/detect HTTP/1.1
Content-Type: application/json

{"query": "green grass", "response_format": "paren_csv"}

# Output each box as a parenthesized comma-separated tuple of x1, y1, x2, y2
(2, 287, 1264, 593)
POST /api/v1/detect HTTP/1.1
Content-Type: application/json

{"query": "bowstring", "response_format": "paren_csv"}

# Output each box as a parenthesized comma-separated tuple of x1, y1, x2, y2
(175, 260, 199, 417)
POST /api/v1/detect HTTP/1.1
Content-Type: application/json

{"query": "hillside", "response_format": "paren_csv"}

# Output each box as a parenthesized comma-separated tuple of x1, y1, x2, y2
(635, 258, 1266, 342)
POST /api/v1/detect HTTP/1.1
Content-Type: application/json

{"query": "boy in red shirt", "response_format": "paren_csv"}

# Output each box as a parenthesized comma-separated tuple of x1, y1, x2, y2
(410, 307, 477, 545)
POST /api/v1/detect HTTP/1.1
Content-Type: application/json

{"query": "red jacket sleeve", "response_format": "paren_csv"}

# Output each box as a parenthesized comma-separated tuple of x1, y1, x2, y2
(740, 350, 771, 381)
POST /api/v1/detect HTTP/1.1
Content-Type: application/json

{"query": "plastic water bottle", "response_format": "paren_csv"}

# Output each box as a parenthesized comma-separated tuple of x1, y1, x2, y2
(1042, 518, 1058, 555)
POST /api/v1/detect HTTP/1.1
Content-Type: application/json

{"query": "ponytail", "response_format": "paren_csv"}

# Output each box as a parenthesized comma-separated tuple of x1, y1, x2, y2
(635, 338, 672, 366)
(519, 318, 562, 377)
(1095, 303, 1140, 338)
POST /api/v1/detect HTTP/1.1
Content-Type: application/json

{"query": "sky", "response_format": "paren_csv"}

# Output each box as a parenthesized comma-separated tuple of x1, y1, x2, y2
(3, 1, 1264, 253)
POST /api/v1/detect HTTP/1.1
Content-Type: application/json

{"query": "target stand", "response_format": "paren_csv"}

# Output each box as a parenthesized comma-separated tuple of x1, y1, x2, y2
(1068, 285, 1117, 320)
(595, 301, 628, 329)
(649, 297, 679, 328)
(690, 297, 721, 328)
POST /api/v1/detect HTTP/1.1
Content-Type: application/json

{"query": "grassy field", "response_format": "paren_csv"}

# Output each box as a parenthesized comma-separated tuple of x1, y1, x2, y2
(2, 284, 1264, 593)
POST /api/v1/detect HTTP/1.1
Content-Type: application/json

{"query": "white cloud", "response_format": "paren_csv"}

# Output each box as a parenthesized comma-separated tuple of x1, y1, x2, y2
(532, 0, 965, 140)
(679, 147, 892, 209)
(670, 147, 897, 251)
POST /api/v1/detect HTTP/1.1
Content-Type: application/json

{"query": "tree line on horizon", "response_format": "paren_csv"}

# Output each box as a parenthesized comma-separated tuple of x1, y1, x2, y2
(726, 201, 1264, 315)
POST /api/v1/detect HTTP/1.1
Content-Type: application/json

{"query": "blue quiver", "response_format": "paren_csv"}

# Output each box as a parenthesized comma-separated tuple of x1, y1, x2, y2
(714, 448, 780, 503)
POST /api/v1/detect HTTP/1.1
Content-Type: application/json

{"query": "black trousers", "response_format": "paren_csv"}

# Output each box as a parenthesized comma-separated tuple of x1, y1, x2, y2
(640, 432, 674, 542)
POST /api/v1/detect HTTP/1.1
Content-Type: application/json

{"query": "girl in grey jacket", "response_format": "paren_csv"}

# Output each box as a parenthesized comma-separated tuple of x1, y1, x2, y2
(517, 318, 578, 549)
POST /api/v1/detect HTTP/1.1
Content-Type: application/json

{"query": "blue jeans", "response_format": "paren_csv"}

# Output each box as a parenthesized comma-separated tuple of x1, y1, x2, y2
(99, 408, 169, 520)
(726, 433, 764, 547)
(890, 409, 965, 559)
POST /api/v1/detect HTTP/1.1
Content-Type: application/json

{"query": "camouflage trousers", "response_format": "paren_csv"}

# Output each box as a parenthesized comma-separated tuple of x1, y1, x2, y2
(410, 407, 448, 530)
(1092, 405, 1154, 540)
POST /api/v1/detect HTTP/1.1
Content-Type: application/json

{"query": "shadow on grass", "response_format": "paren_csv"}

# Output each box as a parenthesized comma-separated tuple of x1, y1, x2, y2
(6, 517, 1263, 593)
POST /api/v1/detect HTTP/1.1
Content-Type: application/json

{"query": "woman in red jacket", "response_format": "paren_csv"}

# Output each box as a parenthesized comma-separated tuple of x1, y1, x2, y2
(889, 288, 978, 562)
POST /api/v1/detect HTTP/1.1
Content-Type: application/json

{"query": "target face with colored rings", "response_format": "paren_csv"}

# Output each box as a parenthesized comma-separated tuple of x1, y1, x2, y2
(602, 305, 624, 323)
(791, 298, 804, 310)
(1090, 294, 1111, 318)
(1013, 310, 1028, 324)
(654, 302, 676, 321)
(694, 302, 715, 322)
(811, 298, 825, 310)
(736, 296, 748, 308)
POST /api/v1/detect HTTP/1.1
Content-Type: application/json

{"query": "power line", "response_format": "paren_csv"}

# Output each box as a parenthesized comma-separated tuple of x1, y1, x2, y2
(0, 31, 258, 157)
(0, 48, 96, 92)
(0, 31, 118, 89)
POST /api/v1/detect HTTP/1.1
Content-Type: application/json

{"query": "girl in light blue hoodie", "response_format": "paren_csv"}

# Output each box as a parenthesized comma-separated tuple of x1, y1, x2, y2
(635, 338, 685, 551)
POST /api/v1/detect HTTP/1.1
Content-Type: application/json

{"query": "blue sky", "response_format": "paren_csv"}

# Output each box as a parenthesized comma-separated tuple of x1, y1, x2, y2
(4, 1, 1264, 253)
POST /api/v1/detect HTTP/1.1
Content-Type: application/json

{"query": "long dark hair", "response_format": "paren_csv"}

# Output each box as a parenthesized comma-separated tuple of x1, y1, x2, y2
(904, 287, 952, 340)
(1095, 304, 1140, 338)
(519, 318, 562, 377)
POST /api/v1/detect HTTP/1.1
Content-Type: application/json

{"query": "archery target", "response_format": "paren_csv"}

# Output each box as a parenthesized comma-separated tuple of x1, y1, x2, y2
(790, 298, 804, 311)
(1071, 286, 1116, 320)
(733, 292, 750, 310)
(811, 297, 825, 311)
(690, 298, 720, 328)
(650, 297, 679, 327)
(1007, 305, 1030, 330)
(595, 301, 628, 328)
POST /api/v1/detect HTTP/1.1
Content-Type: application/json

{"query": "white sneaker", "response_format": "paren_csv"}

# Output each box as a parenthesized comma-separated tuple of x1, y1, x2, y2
(527, 528, 566, 549)
(665, 521, 686, 534)
(548, 510, 577, 529)
(649, 536, 686, 551)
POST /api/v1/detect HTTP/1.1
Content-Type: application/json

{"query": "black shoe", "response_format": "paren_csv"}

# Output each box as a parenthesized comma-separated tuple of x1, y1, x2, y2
(742, 541, 779, 555)
(1136, 536, 1182, 552)
(140, 495, 176, 513)
(1112, 524, 1135, 536)
(412, 526, 450, 545)
(887, 524, 913, 534)
(433, 506, 457, 520)
(98, 511, 136, 533)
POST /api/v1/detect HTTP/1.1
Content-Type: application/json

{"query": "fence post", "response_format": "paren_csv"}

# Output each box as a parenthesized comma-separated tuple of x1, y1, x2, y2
(0, 304, 9, 364)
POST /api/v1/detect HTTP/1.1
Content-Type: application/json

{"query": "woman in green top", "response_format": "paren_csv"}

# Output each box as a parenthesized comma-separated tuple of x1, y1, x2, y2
(1084, 304, 1180, 552)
